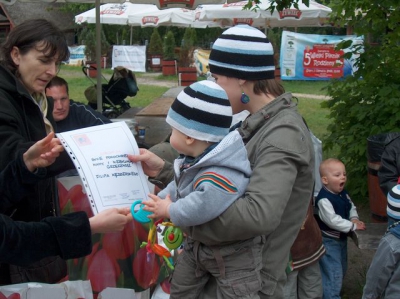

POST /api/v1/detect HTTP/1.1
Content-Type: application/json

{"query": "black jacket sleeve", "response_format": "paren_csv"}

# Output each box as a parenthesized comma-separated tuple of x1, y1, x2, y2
(0, 151, 92, 266)
(378, 137, 400, 195)
(0, 150, 47, 212)
(0, 212, 92, 267)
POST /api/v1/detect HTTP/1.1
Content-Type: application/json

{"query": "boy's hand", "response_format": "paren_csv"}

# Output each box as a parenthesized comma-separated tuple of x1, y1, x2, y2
(143, 194, 172, 219)
(352, 219, 366, 230)
(23, 132, 64, 172)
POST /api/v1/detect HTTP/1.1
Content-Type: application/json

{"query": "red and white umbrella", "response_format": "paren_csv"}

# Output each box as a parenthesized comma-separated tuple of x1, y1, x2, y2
(1, 0, 242, 8)
(75, 2, 159, 25)
(197, 0, 332, 28)
(128, 7, 226, 28)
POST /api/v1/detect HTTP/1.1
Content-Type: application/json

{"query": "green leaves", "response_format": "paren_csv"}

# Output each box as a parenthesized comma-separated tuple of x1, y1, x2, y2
(243, 0, 310, 12)
(243, 0, 400, 203)
(313, 0, 400, 202)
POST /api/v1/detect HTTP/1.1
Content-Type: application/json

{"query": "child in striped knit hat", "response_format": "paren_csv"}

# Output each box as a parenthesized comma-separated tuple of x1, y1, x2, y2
(142, 80, 264, 298)
(362, 184, 400, 298)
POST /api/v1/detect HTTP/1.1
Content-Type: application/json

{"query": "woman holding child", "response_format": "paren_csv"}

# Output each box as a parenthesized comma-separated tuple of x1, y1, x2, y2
(130, 25, 315, 298)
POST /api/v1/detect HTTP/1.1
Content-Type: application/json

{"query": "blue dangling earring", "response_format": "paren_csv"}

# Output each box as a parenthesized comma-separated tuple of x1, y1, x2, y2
(241, 92, 250, 104)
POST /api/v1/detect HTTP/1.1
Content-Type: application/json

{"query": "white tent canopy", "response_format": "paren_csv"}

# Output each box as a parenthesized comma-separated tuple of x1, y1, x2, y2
(127, 7, 224, 28)
(197, 0, 332, 28)
(0, 0, 241, 7)
(75, 2, 159, 25)
(75, 3, 223, 29)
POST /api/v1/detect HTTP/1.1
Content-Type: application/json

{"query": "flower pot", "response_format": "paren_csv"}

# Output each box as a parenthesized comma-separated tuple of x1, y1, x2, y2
(162, 60, 177, 76)
(149, 54, 162, 72)
(86, 62, 97, 78)
(178, 67, 197, 86)
(101, 56, 107, 69)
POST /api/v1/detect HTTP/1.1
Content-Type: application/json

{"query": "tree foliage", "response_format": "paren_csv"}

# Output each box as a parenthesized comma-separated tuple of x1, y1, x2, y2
(321, 0, 400, 200)
(245, 0, 309, 12)
(79, 27, 110, 61)
(148, 28, 163, 55)
(179, 27, 197, 67)
(163, 30, 176, 61)
(248, 0, 400, 201)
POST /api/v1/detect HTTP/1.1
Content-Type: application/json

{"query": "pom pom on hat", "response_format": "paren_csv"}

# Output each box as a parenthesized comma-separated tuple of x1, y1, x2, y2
(166, 80, 232, 142)
(209, 24, 275, 80)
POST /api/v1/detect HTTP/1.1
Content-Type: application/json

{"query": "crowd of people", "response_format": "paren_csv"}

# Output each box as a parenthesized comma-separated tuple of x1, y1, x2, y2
(0, 18, 397, 299)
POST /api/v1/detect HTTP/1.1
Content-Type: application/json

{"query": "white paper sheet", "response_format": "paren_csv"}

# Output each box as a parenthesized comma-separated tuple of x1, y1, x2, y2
(57, 122, 150, 215)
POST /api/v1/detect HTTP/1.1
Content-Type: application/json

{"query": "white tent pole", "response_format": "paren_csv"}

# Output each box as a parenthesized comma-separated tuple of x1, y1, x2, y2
(95, 0, 102, 112)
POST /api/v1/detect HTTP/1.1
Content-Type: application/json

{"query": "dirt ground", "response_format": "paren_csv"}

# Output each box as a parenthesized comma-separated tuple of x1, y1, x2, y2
(342, 201, 381, 299)
(136, 73, 178, 88)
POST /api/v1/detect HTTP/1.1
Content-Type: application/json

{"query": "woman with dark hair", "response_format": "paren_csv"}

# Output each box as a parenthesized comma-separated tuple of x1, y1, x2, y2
(129, 25, 315, 298)
(0, 19, 126, 285)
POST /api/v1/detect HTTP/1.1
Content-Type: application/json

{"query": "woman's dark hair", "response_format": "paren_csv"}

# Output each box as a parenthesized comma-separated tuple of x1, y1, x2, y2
(1, 19, 70, 74)
(254, 79, 286, 98)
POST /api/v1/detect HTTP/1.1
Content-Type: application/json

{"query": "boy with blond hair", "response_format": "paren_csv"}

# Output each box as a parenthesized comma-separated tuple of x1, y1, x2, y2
(315, 158, 366, 299)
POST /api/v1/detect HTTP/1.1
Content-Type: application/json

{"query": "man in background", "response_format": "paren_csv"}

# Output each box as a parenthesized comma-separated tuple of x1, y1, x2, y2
(46, 76, 111, 133)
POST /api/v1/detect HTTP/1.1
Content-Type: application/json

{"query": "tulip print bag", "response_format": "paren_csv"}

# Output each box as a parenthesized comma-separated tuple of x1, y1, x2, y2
(9, 256, 67, 284)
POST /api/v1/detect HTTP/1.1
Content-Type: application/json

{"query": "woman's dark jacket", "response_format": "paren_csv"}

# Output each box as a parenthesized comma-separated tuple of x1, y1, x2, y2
(0, 64, 76, 284)
(0, 151, 91, 266)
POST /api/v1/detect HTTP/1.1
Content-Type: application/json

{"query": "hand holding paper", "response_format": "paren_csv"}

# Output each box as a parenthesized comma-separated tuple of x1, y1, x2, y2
(57, 122, 150, 215)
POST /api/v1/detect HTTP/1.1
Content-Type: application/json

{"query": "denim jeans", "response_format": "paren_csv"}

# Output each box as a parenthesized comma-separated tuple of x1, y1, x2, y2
(319, 237, 347, 299)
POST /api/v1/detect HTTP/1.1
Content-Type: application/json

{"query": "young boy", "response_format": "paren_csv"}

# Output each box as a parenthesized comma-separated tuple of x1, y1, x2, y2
(362, 184, 400, 299)
(315, 158, 366, 299)
(142, 80, 263, 298)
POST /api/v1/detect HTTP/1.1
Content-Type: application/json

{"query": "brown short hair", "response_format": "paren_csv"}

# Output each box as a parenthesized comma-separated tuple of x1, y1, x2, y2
(46, 76, 69, 94)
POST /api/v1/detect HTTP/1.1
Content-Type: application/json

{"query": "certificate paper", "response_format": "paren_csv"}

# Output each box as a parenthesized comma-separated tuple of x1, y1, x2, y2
(57, 122, 150, 215)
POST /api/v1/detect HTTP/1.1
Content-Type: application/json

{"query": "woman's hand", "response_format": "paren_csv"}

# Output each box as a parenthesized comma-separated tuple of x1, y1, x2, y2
(128, 148, 165, 178)
(23, 132, 64, 172)
(89, 207, 133, 234)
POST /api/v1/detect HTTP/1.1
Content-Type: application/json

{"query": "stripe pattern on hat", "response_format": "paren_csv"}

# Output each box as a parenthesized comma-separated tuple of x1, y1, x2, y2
(388, 184, 400, 220)
(209, 24, 275, 80)
(166, 80, 232, 142)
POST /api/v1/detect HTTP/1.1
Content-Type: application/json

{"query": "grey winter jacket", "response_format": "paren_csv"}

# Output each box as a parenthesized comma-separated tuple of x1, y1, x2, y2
(153, 93, 315, 298)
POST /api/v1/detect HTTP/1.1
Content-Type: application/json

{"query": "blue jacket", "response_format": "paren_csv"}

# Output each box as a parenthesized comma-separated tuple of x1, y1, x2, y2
(316, 187, 352, 239)
(55, 99, 111, 133)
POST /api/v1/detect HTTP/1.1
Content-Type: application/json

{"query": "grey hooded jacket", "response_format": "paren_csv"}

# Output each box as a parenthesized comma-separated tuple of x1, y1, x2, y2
(158, 130, 251, 230)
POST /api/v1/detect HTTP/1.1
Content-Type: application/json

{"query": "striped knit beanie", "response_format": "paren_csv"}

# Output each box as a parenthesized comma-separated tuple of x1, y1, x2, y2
(209, 24, 275, 80)
(387, 184, 400, 220)
(166, 80, 232, 142)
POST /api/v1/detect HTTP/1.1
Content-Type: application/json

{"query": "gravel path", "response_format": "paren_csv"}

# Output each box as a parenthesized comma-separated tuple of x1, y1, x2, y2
(137, 74, 330, 100)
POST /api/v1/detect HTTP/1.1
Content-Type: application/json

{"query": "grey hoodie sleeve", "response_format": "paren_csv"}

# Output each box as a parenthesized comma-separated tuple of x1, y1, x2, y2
(169, 169, 249, 227)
